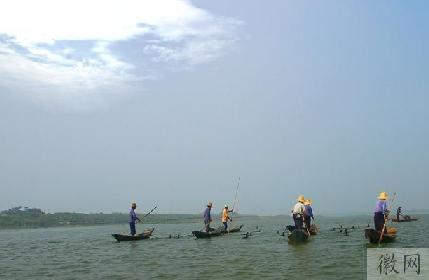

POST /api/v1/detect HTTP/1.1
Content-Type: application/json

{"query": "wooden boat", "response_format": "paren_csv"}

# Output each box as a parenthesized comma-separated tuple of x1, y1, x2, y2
(286, 225, 295, 232)
(112, 228, 155, 242)
(391, 217, 418, 222)
(286, 225, 318, 235)
(192, 228, 223, 239)
(220, 225, 243, 234)
(193, 225, 243, 238)
(287, 229, 309, 243)
(309, 224, 319, 235)
(364, 228, 396, 244)
(386, 227, 397, 234)
(393, 208, 417, 222)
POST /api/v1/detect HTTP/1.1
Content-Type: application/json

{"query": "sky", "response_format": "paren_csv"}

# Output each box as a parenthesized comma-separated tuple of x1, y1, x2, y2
(0, 0, 428, 215)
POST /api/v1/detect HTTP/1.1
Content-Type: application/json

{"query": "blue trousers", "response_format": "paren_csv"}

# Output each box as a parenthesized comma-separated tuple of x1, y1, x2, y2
(304, 215, 311, 229)
(204, 221, 211, 233)
(223, 222, 228, 230)
(374, 212, 385, 232)
(129, 222, 136, 236)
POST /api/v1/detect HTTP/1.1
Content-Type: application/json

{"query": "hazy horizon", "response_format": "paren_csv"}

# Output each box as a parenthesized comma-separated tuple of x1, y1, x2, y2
(2, 204, 428, 218)
(1, 0, 428, 215)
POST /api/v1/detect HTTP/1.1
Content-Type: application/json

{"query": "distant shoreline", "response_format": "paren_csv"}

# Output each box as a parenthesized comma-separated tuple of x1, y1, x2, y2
(1, 206, 427, 230)
(0, 212, 203, 230)
(0, 209, 260, 230)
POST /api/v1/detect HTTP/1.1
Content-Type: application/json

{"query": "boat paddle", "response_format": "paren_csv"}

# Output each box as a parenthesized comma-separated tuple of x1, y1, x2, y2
(378, 192, 396, 246)
(229, 177, 240, 234)
(310, 218, 317, 235)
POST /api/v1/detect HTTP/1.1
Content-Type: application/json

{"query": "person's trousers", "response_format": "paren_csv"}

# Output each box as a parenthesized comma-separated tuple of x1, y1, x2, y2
(293, 214, 303, 230)
(304, 215, 311, 229)
(129, 222, 136, 236)
(374, 212, 385, 232)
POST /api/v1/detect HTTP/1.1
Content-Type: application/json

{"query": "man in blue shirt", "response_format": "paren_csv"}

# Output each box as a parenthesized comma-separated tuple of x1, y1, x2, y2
(129, 203, 141, 236)
(374, 192, 388, 232)
(203, 202, 213, 232)
(304, 199, 314, 230)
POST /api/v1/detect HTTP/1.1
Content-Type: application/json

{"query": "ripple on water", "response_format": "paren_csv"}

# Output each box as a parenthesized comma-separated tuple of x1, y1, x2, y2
(0, 215, 428, 279)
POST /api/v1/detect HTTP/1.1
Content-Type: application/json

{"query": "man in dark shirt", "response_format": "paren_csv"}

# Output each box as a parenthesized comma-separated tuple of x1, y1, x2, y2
(374, 192, 388, 232)
(129, 203, 141, 236)
(396, 206, 402, 221)
(203, 202, 213, 232)
(304, 199, 314, 230)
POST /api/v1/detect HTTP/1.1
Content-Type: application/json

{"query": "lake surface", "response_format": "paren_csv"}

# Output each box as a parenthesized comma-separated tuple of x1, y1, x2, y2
(0, 215, 427, 279)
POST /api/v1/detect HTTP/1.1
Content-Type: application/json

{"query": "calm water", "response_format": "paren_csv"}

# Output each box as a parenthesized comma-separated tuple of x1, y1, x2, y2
(0, 215, 427, 279)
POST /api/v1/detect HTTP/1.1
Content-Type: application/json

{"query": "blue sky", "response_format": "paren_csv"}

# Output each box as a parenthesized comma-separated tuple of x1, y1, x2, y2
(0, 0, 428, 215)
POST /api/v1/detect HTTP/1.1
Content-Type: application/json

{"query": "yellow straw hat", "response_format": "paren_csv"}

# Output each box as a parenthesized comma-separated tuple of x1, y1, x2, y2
(304, 199, 312, 205)
(297, 195, 305, 203)
(377, 192, 388, 200)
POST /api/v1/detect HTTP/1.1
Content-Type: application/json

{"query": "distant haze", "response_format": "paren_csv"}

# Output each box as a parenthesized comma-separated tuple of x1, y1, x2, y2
(1, 0, 428, 215)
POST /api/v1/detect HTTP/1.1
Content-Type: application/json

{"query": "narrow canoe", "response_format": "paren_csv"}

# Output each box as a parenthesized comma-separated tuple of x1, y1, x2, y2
(364, 228, 396, 244)
(286, 225, 318, 235)
(112, 228, 155, 242)
(391, 218, 418, 222)
(192, 228, 223, 238)
(220, 225, 243, 234)
(286, 225, 295, 232)
(309, 225, 319, 235)
(386, 227, 397, 234)
(287, 229, 309, 243)
(193, 225, 243, 239)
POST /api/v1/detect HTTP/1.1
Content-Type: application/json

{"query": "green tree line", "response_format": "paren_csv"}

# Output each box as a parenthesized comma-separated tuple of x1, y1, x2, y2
(0, 206, 200, 229)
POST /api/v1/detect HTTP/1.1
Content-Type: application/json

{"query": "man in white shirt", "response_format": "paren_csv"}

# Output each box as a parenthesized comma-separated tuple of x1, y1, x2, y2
(292, 195, 305, 230)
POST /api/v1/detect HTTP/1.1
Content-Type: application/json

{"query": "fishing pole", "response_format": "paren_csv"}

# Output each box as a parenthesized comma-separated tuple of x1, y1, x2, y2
(141, 206, 158, 220)
(232, 177, 240, 211)
(378, 192, 397, 245)
(229, 177, 240, 233)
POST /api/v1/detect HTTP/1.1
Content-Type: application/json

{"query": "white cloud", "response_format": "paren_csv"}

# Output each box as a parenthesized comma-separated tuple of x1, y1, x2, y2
(0, 0, 204, 43)
(0, 0, 242, 108)
(144, 38, 235, 65)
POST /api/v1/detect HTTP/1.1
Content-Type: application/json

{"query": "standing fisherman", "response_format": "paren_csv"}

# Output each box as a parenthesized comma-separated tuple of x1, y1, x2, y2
(374, 192, 389, 233)
(203, 202, 213, 233)
(292, 195, 305, 230)
(396, 206, 402, 221)
(304, 199, 314, 230)
(221, 205, 233, 230)
(129, 202, 141, 236)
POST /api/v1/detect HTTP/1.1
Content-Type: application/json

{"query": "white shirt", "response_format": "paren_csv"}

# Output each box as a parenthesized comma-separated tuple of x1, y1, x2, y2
(292, 202, 305, 215)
